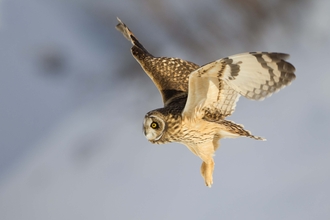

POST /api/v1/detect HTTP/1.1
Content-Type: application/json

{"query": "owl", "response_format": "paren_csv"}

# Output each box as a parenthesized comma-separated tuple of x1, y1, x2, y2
(116, 18, 296, 187)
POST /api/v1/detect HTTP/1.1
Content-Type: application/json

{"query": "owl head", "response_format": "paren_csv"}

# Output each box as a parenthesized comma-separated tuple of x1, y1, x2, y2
(143, 110, 167, 144)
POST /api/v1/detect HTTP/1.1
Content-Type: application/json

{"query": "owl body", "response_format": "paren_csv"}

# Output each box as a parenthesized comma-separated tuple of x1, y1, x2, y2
(116, 18, 296, 187)
(143, 96, 229, 146)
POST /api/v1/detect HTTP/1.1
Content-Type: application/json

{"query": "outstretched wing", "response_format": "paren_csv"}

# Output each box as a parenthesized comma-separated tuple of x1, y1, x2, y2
(182, 52, 296, 120)
(116, 18, 200, 106)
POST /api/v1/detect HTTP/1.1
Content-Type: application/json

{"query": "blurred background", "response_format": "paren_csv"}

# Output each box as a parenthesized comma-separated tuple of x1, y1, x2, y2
(0, 0, 329, 219)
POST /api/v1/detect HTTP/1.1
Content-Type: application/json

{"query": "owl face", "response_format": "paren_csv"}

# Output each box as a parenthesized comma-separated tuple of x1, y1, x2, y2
(143, 112, 167, 144)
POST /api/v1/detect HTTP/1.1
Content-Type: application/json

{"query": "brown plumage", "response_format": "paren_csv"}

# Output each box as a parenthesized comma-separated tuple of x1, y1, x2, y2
(116, 18, 296, 187)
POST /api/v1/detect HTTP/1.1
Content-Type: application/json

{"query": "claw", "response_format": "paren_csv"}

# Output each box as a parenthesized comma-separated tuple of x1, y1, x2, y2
(205, 179, 213, 188)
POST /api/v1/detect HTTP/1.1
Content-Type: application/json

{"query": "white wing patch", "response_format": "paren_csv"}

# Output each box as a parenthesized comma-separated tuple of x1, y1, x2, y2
(222, 52, 296, 100)
(182, 52, 296, 120)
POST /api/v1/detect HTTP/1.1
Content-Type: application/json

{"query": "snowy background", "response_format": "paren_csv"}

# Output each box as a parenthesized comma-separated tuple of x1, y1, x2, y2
(1, 0, 330, 219)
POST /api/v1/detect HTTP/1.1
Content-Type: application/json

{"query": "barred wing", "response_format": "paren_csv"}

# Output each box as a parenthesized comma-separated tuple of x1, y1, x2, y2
(182, 52, 296, 120)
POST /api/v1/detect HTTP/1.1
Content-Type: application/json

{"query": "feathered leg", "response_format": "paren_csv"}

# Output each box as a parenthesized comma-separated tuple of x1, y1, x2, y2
(192, 141, 215, 187)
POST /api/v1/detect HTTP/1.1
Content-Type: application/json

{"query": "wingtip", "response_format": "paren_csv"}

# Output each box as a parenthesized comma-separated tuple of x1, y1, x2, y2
(115, 17, 152, 56)
(256, 136, 266, 141)
(116, 17, 124, 28)
(115, 17, 132, 41)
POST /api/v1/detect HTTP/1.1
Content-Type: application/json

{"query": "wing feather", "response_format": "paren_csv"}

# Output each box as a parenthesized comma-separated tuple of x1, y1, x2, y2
(182, 52, 296, 120)
(222, 52, 296, 100)
(116, 18, 200, 106)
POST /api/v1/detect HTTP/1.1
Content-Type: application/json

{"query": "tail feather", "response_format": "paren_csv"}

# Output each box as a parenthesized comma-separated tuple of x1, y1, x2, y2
(116, 17, 150, 55)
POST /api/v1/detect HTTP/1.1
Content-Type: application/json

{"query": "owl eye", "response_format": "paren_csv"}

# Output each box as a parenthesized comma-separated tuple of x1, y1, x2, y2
(150, 122, 159, 129)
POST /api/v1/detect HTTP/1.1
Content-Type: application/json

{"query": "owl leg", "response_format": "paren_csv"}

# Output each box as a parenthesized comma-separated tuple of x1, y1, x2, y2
(196, 142, 215, 187)
(186, 142, 215, 187)
(199, 135, 220, 187)
(200, 159, 214, 187)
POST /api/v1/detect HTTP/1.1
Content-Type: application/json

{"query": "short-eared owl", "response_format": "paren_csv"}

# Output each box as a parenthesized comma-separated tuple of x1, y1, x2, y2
(116, 18, 296, 187)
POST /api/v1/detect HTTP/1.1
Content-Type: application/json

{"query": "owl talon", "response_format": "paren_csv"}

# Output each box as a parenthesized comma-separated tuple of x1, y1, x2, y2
(205, 178, 213, 188)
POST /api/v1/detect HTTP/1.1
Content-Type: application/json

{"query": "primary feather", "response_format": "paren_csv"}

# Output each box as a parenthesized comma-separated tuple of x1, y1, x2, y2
(182, 52, 296, 121)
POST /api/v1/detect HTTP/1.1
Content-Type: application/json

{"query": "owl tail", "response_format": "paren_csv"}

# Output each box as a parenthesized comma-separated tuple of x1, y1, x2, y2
(116, 17, 151, 55)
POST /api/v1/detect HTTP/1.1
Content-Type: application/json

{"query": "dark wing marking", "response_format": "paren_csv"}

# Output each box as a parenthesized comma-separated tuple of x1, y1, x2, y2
(182, 52, 296, 120)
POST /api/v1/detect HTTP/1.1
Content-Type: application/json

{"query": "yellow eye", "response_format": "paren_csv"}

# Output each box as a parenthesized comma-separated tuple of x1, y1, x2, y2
(150, 122, 158, 129)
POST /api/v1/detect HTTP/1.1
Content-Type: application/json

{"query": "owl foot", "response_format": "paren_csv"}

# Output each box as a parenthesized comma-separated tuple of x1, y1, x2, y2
(200, 161, 214, 188)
